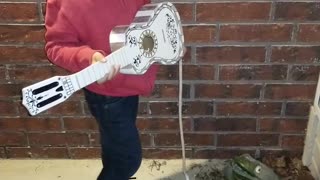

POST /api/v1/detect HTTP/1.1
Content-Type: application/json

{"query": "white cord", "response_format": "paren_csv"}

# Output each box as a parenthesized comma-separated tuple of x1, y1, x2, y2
(178, 58, 190, 180)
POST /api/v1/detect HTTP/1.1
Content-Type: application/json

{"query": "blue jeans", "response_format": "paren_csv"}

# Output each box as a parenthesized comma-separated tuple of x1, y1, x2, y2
(84, 89, 142, 180)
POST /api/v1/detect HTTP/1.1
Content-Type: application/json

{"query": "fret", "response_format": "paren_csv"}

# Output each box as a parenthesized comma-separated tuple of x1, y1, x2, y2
(68, 74, 81, 92)
(61, 77, 75, 96)
(92, 62, 105, 80)
(70, 47, 130, 90)
(82, 69, 90, 86)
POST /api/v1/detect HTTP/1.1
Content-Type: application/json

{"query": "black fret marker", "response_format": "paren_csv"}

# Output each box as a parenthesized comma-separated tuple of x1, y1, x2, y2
(37, 93, 62, 108)
(32, 82, 59, 95)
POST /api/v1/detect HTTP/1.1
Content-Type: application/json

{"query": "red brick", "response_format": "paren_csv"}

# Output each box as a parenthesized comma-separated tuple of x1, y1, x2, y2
(196, 2, 270, 22)
(9, 65, 67, 83)
(154, 133, 215, 146)
(182, 46, 192, 63)
(18, 101, 37, 117)
(218, 133, 279, 147)
(260, 118, 307, 133)
(0, 118, 61, 131)
(183, 25, 216, 43)
(41, 3, 46, 18)
(6, 147, 68, 158)
(63, 117, 98, 131)
(0, 84, 23, 97)
(219, 65, 287, 81)
(69, 147, 101, 159)
(196, 47, 265, 63)
(275, 2, 320, 21)
(216, 102, 282, 116)
(183, 65, 215, 80)
(0, 25, 45, 43)
(185, 133, 215, 146)
(156, 49, 192, 80)
(194, 117, 256, 132)
(285, 102, 310, 117)
(271, 46, 320, 63)
(195, 84, 261, 99)
(260, 149, 302, 158)
(0, 46, 47, 64)
(140, 133, 152, 147)
(137, 117, 192, 131)
(154, 133, 180, 146)
(281, 135, 305, 149)
(289, 65, 320, 81)
(28, 133, 89, 146)
(151, 84, 190, 99)
(193, 148, 256, 159)
(0, 132, 26, 146)
(220, 24, 292, 42)
(182, 101, 213, 115)
(149, 101, 213, 116)
(46, 100, 83, 116)
(0, 65, 5, 81)
(0, 100, 18, 116)
(137, 102, 148, 115)
(175, 3, 193, 22)
(149, 102, 178, 115)
(12, 64, 52, 81)
(265, 84, 316, 100)
(298, 24, 320, 42)
(156, 65, 179, 80)
(89, 133, 100, 146)
(142, 148, 192, 159)
(0, 3, 39, 23)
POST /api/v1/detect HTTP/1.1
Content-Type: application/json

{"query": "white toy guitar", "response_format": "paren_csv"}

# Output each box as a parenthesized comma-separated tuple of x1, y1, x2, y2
(22, 2, 185, 116)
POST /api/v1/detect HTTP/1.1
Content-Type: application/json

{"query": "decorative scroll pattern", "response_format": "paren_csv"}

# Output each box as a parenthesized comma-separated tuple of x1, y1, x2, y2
(165, 13, 178, 53)
(128, 35, 137, 47)
(133, 54, 142, 67)
(24, 88, 38, 115)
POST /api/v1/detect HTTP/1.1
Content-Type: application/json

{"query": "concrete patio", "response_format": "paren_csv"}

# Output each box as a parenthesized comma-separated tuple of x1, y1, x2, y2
(0, 159, 226, 180)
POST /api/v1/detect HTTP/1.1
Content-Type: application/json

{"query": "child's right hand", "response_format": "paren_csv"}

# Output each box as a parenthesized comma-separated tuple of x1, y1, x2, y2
(91, 52, 120, 84)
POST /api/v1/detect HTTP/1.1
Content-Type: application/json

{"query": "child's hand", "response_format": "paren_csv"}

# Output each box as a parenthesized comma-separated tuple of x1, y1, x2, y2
(91, 52, 120, 84)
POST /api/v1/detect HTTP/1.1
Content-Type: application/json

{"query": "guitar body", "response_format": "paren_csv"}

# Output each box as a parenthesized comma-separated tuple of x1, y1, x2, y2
(22, 2, 184, 116)
(110, 2, 184, 74)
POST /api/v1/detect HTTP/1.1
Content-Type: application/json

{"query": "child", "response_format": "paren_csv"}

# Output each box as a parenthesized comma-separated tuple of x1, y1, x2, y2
(44, 0, 158, 179)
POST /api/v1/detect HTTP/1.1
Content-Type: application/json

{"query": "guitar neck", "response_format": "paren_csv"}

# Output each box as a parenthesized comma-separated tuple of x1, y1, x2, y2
(69, 47, 129, 91)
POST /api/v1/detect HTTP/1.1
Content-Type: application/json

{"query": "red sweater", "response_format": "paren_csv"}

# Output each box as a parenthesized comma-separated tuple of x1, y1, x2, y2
(44, 0, 159, 97)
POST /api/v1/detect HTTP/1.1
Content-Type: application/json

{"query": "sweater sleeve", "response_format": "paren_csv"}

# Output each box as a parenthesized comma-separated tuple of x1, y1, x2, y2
(44, 0, 101, 73)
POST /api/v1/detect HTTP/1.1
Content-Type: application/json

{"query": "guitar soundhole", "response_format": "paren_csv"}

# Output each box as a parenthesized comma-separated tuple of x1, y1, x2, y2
(142, 35, 154, 52)
(139, 29, 158, 58)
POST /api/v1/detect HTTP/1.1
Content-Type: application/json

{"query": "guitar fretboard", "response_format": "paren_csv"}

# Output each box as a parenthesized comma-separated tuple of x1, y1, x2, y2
(69, 47, 129, 91)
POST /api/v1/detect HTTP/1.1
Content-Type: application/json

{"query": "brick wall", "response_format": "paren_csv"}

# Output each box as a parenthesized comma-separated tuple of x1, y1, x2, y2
(0, 0, 319, 159)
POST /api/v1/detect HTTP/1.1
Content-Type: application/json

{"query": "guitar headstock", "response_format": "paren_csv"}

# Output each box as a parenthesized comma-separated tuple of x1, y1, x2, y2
(22, 76, 75, 116)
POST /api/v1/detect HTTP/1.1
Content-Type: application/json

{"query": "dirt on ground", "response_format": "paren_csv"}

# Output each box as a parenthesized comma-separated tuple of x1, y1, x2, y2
(190, 155, 314, 180)
(261, 155, 314, 180)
